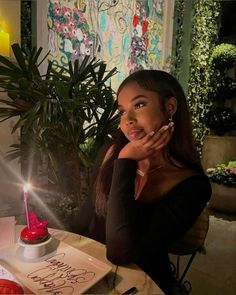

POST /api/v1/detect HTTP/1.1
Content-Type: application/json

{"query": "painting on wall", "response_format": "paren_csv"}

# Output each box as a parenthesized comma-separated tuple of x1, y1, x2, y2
(128, 0, 164, 73)
(47, 0, 166, 89)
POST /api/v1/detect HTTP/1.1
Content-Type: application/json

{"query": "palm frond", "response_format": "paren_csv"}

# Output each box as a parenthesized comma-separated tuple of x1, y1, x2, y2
(0, 43, 118, 199)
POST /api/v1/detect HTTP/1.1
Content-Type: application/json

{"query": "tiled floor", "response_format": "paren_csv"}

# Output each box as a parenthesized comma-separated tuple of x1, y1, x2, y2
(172, 209, 236, 295)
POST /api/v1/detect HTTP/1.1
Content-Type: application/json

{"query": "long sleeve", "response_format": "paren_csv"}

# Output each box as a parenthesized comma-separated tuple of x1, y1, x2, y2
(106, 159, 138, 264)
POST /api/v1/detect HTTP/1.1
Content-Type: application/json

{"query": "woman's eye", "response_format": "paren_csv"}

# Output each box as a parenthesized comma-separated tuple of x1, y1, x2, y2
(134, 102, 145, 109)
(118, 109, 125, 116)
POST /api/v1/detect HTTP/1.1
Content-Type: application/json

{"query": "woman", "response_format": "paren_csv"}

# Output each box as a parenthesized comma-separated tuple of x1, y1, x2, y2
(91, 70, 211, 294)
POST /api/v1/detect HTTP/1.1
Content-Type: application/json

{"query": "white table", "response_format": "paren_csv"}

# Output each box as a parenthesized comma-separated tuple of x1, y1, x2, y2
(0, 225, 164, 294)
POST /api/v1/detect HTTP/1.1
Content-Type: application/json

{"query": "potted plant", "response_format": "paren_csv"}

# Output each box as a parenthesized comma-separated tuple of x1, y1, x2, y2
(0, 43, 119, 232)
(206, 160, 236, 213)
(202, 43, 236, 171)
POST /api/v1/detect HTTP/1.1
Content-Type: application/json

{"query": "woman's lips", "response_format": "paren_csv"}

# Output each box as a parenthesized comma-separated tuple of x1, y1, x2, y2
(128, 128, 144, 139)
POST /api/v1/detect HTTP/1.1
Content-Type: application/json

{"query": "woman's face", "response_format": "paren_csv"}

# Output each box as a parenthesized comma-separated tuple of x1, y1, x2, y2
(117, 81, 167, 141)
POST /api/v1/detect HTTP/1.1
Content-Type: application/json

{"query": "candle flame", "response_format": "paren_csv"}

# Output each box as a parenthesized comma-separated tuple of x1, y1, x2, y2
(23, 183, 31, 193)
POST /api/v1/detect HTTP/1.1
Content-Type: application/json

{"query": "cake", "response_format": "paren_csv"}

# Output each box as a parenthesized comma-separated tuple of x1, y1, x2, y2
(20, 212, 50, 244)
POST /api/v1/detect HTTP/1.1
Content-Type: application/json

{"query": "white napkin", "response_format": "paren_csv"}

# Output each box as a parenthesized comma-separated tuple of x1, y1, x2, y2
(0, 264, 17, 281)
(0, 216, 15, 249)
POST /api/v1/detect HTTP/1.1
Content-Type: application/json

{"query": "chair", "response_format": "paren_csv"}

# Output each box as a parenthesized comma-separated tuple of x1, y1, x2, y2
(168, 208, 209, 293)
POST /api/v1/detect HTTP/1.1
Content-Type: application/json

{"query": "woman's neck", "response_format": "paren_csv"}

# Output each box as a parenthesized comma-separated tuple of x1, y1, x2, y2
(150, 147, 171, 167)
(138, 150, 169, 174)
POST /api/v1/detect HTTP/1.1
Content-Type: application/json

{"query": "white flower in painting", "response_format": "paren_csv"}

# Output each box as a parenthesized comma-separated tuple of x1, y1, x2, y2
(65, 11, 72, 18)
(72, 28, 83, 41)
(62, 26, 69, 34)
(85, 47, 91, 55)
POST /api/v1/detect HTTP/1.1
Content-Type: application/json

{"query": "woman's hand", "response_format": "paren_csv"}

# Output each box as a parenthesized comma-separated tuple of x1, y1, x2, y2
(118, 122, 174, 161)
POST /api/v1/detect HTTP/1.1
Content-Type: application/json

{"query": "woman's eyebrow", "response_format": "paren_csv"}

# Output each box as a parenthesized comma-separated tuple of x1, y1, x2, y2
(117, 95, 148, 108)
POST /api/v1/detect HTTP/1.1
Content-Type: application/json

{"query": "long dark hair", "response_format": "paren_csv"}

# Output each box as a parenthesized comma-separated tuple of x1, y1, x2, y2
(95, 70, 203, 217)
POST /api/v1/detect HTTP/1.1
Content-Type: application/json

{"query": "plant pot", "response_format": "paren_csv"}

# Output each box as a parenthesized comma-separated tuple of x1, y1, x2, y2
(201, 135, 236, 170)
(209, 183, 236, 213)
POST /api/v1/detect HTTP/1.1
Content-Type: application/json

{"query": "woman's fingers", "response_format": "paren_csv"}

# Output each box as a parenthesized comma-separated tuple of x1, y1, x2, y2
(118, 122, 174, 160)
(153, 124, 174, 150)
(139, 126, 168, 146)
(141, 122, 174, 149)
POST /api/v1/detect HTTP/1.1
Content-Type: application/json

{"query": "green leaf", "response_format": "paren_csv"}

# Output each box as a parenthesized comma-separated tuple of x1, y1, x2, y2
(0, 42, 119, 202)
(0, 65, 22, 78)
(0, 55, 20, 72)
(11, 43, 28, 73)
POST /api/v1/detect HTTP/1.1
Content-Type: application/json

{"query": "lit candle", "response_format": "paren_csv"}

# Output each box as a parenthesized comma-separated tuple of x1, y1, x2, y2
(23, 183, 31, 229)
(0, 30, 10, 56)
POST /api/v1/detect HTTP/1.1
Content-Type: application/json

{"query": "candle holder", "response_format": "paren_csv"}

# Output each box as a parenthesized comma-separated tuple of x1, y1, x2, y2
(18, 237, 52, 259)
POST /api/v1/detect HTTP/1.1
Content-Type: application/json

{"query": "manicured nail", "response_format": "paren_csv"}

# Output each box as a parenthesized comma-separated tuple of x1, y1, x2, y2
(149, 131, 155, 136)
(162, 125, 169, 131)
(169, 122, 174, 127)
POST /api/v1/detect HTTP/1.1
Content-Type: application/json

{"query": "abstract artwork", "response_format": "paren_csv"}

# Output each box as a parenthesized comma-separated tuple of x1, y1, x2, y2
(129, 0, 164, 73)
(47, 0, 165, 89)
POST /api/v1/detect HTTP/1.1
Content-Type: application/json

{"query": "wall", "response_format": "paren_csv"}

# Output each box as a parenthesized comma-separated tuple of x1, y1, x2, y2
(47, 0, 174, 90)
(37, 0, 50, 75)
(0, 96, 22, 218)
(0, 0, 22, 217)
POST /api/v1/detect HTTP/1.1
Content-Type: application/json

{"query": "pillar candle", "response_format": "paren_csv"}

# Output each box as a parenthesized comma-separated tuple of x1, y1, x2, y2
(0, 30, 10, 56)
(23, 183, 31, 229)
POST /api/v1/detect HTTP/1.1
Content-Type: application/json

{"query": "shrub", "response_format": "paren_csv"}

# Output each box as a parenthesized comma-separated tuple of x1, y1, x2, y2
(207, 160, 236, 188)
(210, 43, 236, 70)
